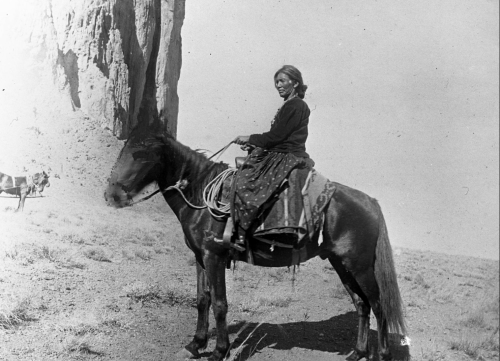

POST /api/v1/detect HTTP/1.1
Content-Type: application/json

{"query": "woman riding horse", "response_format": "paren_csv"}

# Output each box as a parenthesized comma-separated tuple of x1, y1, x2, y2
(105, 65, 407, 361)
(233, 65, 315, 246)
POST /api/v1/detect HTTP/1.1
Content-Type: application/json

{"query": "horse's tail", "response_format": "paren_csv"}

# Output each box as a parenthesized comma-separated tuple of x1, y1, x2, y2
(374, 201, 407, 336)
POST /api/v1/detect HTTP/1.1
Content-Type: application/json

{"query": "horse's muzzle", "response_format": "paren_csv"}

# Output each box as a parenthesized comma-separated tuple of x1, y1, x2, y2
(105, 184, 132, 208)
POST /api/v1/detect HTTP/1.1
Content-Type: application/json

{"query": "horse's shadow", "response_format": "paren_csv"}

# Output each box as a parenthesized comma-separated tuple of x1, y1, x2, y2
(215, 311, 409, 361)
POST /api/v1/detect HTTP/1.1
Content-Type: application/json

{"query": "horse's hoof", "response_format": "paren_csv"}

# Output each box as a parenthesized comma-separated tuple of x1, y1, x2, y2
(346, 349, 370, 361)
(175, 348, 199, 360)
(379, 353, 393, 361)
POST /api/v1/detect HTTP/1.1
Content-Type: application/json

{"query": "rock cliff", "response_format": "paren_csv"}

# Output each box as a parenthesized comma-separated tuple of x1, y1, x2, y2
(21, 0, 185, 138)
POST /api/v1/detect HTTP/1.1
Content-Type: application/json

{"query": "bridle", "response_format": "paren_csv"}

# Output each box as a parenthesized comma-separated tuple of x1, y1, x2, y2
(127, 141, 236, 217)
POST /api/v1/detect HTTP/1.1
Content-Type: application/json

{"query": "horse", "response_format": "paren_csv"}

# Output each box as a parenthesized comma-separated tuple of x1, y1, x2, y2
(0, 170, 50, 211)
(105, 127, 406, 361)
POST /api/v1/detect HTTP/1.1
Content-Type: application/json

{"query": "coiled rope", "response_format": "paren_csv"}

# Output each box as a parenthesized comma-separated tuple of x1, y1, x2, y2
(202, 168, 238, 218)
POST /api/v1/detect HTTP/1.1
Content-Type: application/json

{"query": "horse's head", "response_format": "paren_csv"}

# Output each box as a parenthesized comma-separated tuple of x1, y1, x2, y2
(33, 171, 50, 193)
(105, 130, 165, 208)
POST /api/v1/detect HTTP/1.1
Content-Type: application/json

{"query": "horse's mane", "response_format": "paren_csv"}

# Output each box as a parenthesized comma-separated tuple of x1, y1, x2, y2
(159, 134, 228, 204)
(115, 126, 229, 204)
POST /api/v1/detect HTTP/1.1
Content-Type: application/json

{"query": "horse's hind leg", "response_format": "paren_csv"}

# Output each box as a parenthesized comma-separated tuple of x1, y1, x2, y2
(329, 257, 371, 361)
(349, 266, 393, 361)
(183, 262, 211, 358)
(16, 194, 26, 212)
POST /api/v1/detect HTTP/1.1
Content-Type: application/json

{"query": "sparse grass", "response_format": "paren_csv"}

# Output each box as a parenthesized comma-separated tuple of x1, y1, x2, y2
(330, 280, 348, 299)
(134, 249, 153, 260)
(60, 256, 87, 269)
(33, 245, 58, 262)
(485, 295, 499, 315)
(153, 245, 173, 254)
(122, 250, 135, 260)
(237, 299, 262, 314)
(83, 247, 111, 262)
(0, 298, 37, 329)
(60, 233, 86, 244)
(267, 268, 287, 283)
(414, 273, 431, 289)
(257, 295, 293, 308)
(236, 294, 293, 314)
(100, 319, 122, 328)
(186, 256, 197, 267)
(124, 281, 196, 308)
(449, 331, 499, 359)
(68, 323, 100, 336)
(164, 285, 196, 307)
(418, 348, 446, 361)
(461, 309, 487, 328)
(225, 322, 264, 361)
(4, 249, 19, 260)
(63, 337, 103, 356)
(124, 282, 164, 306)
(141, 234, 157, 246)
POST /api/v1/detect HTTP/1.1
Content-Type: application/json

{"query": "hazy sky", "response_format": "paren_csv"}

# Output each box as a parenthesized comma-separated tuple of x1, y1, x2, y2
(177, 0, 499, 259)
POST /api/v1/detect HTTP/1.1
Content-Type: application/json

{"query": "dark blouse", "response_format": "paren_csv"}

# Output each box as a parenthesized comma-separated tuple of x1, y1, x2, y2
(248, 97, 310, 158)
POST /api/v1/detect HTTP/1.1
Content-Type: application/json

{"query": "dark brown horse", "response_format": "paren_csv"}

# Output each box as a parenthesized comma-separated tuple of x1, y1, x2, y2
(105, 127, 406, 361)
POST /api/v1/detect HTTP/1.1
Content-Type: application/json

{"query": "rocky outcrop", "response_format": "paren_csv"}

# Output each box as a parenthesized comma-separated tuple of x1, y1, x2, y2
(24, 0, 185, 138)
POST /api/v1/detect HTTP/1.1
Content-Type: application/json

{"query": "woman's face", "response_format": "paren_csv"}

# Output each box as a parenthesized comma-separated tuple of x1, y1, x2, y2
(275, 73, 297, 98)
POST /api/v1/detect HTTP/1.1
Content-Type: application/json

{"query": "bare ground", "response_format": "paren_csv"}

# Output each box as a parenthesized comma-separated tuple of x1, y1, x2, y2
(0, 106, 499, 361)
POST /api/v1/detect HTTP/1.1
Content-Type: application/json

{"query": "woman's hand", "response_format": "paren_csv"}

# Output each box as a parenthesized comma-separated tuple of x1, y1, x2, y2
(240, 143, 254, 152)
(233, 135, 250, 145)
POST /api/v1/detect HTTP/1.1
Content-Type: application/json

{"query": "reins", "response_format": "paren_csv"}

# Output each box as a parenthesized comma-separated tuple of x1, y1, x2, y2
(128, 140, 236, 213)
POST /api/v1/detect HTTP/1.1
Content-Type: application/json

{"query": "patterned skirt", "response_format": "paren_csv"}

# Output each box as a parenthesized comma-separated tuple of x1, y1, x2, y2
(232, 148, 303, 231)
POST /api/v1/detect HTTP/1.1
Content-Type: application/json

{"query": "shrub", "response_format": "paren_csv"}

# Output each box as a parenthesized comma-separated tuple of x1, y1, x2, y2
(134, 249, 153, 261)
(414, 273, 430, 289)
(0, 298, 37, 329)
(164, 285, 197, 308)
(33, 245, 58, 262)
(449, 332, 499, 359)
(124, 282, 163, 306)
(63, 337, 103, 356)
(461, 309, 486, 328)
(83, 248, 111, 262)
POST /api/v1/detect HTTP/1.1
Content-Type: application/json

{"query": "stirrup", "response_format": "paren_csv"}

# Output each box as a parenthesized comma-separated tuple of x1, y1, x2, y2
(222, 217, 246, 252)
(231, 243, 246, 252)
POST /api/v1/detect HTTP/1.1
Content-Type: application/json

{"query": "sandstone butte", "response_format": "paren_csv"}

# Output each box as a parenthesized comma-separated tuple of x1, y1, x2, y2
(19, 0, 185, 139)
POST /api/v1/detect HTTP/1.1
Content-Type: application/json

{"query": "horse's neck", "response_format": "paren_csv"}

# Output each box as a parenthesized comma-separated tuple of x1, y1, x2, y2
(160, 138, 219, 218)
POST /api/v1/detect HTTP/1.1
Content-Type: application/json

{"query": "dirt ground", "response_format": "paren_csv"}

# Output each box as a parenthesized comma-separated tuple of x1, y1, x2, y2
(0, 104, 499, 361)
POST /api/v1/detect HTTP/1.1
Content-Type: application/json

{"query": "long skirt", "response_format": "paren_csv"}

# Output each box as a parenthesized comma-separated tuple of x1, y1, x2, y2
(232, 148, 302, 232)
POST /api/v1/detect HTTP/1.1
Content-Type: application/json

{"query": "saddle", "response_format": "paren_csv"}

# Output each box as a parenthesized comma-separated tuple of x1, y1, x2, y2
(214, 159, 337, 265)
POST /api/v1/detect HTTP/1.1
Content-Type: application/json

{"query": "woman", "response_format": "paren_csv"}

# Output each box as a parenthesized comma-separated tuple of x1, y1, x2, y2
(232, 65, 314, 242)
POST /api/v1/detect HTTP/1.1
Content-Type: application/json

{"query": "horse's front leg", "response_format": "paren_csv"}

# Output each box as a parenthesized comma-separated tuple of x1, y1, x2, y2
(183, 262, 211, 358)
(205, 252, 230, 361)
(16, 188, 27, 212)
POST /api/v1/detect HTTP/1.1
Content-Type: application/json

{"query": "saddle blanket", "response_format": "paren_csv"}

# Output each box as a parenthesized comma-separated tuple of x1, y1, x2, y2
(252, 168, 336, 245)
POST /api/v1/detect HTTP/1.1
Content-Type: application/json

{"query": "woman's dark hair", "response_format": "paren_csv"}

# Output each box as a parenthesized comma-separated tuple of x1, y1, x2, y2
(274, 65, 308, 99)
